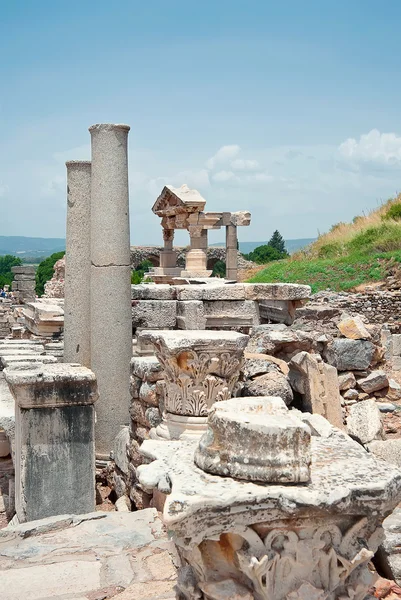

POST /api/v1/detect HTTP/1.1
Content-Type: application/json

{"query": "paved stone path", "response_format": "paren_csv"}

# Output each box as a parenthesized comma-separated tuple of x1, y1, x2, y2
(0, 509, 177, 600)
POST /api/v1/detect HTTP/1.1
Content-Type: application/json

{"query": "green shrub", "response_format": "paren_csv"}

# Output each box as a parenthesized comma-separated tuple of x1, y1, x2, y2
(382, 202, 401, 221)
(212, 260, 226, 277)
(35, 251, 65, 296)
(0, 255, 23, 288)
(131, 260, 153, 285)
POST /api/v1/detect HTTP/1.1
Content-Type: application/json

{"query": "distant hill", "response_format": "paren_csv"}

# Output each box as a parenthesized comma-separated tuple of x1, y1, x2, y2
(0, 235, 316, 259)
(0, 236, 65, 259)
(212, 238, 316, 255)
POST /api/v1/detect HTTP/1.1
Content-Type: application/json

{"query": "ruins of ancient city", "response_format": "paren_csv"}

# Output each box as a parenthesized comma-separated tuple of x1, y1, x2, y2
(2, 121, 401, 600)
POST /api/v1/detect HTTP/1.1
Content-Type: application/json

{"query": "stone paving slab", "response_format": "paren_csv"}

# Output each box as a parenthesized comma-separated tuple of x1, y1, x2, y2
(0, 509, 178, 600)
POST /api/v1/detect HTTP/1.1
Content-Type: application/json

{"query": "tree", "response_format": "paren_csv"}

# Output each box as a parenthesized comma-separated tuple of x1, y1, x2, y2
(268, 230, 288, 256)
(212, 260, 226, 278)
(0, 255, 23, 288)
(36, 251, 65, 296)
(245, 245, 283, 264)
(131, 260, 153, 284)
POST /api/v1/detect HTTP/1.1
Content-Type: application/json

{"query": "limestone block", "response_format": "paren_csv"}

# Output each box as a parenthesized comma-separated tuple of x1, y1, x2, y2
(175, 283, 246, 301)
(392, 334, 401, 356)
(131, 356, 164, 383)
(338, 371, 357, 391)
(176, 300, 206, 330)
(247, 328, 314, 356)
(195, 397, 311, 483)
(244, 283, 311, 301)
(204, 300, 260, 327)
(289, 351, 344, 430)
(11, 266, 35, 276)
(393, 355, 401, 371)
(0, 355, 57, 370)
(358, 369, 389, 393)
(4, 363, 98, 522)
(131, 284, 177, 300)
(243, 356, 276, 379)
(113, 425, 130, 476)
(368, 439, 401, 468)
(132, 300, 177, 329)
(325, 339, 376, 371)
(244, 351, 289, 376)
(242, 371, 293, 406)
(347, 399, 384, 444)
(337, 316, 371, 340)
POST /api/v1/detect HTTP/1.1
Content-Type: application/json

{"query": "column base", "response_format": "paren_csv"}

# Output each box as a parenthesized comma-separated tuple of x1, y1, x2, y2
(150, 413, 209, 440)
(180, 270, 213, 278)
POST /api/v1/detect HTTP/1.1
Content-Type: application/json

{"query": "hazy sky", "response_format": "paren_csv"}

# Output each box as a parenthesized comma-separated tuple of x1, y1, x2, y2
(2, 0, 401, 245)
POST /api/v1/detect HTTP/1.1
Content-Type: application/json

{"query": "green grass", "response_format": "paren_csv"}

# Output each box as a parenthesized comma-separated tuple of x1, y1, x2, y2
(248, 250, 401, 293)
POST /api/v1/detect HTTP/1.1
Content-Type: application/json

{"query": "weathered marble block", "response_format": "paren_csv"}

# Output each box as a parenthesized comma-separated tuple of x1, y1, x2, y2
(195, 397, 311, 483)
(139, 330, 248, 440)
(4, 363, 98, 522)
(138, 418, 401, 600)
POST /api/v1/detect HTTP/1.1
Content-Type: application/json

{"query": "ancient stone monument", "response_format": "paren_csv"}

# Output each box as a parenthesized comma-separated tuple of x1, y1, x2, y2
(150, 184, 251, 282)
(138, 399, 401, 599)
(11, 266, 36, 303)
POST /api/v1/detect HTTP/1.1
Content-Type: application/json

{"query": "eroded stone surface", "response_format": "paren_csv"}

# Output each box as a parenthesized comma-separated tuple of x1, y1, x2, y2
(347, 398, 384, 445)
(194, 396, 311, 482)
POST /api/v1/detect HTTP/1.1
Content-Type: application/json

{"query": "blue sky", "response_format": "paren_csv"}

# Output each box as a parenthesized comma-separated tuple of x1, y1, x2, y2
(2, 0, 401, 244)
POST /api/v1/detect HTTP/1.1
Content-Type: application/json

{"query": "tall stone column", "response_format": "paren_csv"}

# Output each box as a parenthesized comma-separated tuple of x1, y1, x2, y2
(64, 161, 91, 367)
(89, 123, 132, 458)
(159, 228, 177, 269)
(226, 223, 238, 281)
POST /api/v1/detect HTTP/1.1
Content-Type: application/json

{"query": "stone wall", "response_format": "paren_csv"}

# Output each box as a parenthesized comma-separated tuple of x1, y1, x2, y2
(311, 290, 401, 331)
(130, 245, 252, 271)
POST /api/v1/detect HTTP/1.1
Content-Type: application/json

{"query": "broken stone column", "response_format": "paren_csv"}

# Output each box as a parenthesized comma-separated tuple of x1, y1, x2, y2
(4, 363, 98, 522)
(138, 401, 401, 600)
(289, 351, 344, 430)
(139, 330, 249, 440)
(89, 123, 132, 458)
(64, 160, 91, 367)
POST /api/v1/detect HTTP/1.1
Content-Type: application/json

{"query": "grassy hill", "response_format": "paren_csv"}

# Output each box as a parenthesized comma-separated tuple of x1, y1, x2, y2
(0, 236, 65, 260)
(248, 195, 401, 293)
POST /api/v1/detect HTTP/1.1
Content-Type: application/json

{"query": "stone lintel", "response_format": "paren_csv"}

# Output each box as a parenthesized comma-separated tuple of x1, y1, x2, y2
(139, 329, 249, 354)
(4, 363, 98, 409)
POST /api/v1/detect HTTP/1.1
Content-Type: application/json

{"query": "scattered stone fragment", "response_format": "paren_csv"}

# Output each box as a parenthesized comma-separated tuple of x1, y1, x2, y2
(325, 339, 376, 371)
(347, 399, 384, 444)
(376, 403, 396, 413)
(388, 379, 401, 401)
(337, 315, 371, 340)
(343, 388, 359, 400)
(242, 371, 293, 406)
(358, 370, 389, 393)
(338, 371, 356, 391)
(368, 439, 401, 467)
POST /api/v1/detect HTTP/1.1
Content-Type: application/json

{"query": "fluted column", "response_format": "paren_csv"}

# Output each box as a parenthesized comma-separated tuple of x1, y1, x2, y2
(64, 161, 91, 367)
(89, 123, 132, 458)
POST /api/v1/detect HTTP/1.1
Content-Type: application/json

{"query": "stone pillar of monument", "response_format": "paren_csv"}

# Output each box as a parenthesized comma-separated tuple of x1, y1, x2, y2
(225, 223, 238, 281)
(89, 123, 132, 458)
(159, 228, 177, 269)
(182, 227, 212, 278)
(64, 161, 91, 367)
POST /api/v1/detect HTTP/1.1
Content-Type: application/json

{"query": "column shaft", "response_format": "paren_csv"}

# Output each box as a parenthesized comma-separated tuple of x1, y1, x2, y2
(226, 224, 238, 281)
(89, 123, 132, 458)
(64, 161, 91, 367)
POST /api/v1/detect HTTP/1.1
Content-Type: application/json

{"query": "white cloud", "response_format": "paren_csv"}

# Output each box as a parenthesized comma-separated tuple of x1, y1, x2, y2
(213, 170, 237, 182)
(339, 129, 401, 164)
(231, 158, 260, 171)
(205, 145, 240, 169)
